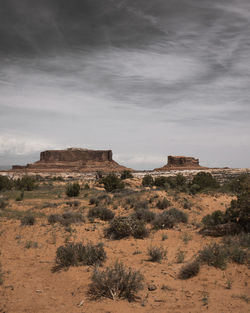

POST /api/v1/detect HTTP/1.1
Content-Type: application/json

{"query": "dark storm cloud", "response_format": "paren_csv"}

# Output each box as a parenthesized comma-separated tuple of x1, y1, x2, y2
(0, 0, 250, 169)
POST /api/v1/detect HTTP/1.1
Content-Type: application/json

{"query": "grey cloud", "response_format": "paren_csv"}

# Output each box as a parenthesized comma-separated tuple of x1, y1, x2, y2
(0, 0, 249, 169)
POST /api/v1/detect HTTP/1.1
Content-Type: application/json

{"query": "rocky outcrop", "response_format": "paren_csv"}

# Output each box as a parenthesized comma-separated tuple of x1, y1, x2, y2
(154, 155, 206, 171)
(12, 148, 129, 173)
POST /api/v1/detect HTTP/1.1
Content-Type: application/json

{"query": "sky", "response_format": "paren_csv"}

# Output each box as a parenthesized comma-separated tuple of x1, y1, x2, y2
(0, 0, 249, 170)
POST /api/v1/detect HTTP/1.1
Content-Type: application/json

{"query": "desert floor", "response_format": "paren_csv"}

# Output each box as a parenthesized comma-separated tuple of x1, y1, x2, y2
(0, 178, 249, 313)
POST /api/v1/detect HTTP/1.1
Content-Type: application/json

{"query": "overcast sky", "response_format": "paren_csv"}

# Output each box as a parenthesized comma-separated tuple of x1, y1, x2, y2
(0, 0, 249, 170)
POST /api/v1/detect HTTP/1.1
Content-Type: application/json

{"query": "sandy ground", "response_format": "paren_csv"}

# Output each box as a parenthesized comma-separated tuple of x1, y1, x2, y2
(0, 182, 249, 313)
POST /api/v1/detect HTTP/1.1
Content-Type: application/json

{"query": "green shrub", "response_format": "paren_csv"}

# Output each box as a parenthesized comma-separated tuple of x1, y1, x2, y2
(132, 208, 155, 223)
(102, 174, 125, 192)
(106, 217, 148, 239)
(148, 246, 166, 263)
(202, 210, 226, 227)
(89, 261, 144, 301)
(0, 175, 13, 191)
(156, 198, 171, 210)
(88, 207, 115, 221)
(227, 173, 250, 194)
(189, 184, 200, 195)
(53, 242, 106, 271)
(179, 261, 200, 279)
(21, 214, 35, 226)
(15, 176, 38, 191)
(225, 192, 250, 232)
(142, 175, 154, 187)
(154, 176, 168, 188)
(198, 243, 228, 269)
(16, 190, 24, 201)
(121, 170, 133, 180)
(66, 182, 80, 197)
(191, 172, 220, 191)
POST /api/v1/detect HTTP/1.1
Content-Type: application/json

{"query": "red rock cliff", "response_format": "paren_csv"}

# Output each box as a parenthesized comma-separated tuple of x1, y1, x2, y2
(12, 148, 129, 173)
(154, 155, 206, 171)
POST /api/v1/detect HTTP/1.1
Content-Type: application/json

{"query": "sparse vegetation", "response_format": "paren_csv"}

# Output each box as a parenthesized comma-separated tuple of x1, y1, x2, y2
(53, 242, 106, 271)
(89, 261, 144, 301)
(48, 212, 84, 226)
(156, 198, 171, 210)
(176, 249, 185, 263)
(148, 246, 166, 263)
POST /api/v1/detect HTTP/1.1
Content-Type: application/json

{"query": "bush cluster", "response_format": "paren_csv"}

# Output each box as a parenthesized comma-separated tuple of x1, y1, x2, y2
(88, 207, 115, 221)
(190, 172, 220, 193)
(152, 208, 188, 230)
(132, 208, 155, 223)
(202, 191, 250, 233)
(0, 175, 38, 191)
(198, 242, 248, 269)
(106, 216, 148, 239)
(15, 176, 38, 191)
(89, 261, 144, 301)
(53, 242, 106, 271)
(48, 212, 84, 226)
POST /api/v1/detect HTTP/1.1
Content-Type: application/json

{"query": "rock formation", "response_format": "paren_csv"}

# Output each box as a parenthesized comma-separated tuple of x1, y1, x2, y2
(154, 155, 206, 171)
(12, 148, 130, 173)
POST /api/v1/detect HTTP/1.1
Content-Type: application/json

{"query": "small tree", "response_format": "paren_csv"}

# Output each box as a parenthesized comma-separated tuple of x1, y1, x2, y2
(191, 172, 219, 191)
(102, 174, 125, 192)
(66, 182, 80, 197)
(120, 170, 133, 180)
(142, 174, 154, 187)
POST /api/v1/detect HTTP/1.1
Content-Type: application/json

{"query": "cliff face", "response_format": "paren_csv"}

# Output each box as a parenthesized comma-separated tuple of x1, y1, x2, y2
(40, 148, 112, 163)
(154, 155, 206, 171)
(12, 148, 128, 173)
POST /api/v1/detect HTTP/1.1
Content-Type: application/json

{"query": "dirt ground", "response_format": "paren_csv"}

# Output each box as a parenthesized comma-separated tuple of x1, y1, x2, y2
(0, 179, 249, 313)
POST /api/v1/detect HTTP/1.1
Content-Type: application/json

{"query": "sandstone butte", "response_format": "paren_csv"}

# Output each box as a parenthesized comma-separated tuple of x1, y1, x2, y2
(154, 155, 208, 171)
(11, 148, 130, 173)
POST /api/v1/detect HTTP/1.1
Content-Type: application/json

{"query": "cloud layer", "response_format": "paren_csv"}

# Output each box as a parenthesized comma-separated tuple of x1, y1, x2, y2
(0, 0, 249, 169)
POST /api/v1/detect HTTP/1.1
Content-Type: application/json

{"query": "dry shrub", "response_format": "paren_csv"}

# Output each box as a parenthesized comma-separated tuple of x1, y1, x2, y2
(89, 261, 144, 301)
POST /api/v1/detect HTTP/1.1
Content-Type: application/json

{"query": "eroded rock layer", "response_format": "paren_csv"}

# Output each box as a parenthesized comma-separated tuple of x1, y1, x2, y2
(154, 155, 207, 171)
(12, 148, 129, 173)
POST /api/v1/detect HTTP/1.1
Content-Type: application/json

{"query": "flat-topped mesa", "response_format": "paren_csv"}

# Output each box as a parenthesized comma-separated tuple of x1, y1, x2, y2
(154, 155, 207, 171)
(12, 148, 130, 173)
